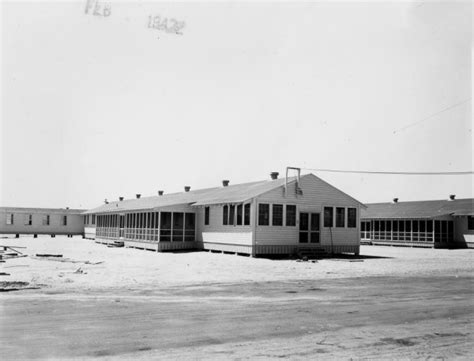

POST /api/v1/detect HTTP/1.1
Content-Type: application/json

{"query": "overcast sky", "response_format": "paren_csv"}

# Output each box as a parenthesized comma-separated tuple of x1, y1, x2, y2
(1, 1, 472, 209)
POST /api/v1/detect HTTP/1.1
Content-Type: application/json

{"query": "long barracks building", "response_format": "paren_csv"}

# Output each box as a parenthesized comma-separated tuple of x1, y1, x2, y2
(83, 172, 365, 257)
(361, 197, 474, 248)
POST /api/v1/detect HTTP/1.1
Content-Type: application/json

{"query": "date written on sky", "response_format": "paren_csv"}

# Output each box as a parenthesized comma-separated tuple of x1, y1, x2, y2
(147, 15, 185, 35)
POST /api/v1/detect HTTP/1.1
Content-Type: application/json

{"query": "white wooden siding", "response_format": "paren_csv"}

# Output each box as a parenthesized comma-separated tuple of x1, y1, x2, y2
(202, 231, 252, 246)
(255, 174, 361, 247)
(195, 203, 254, 242)
(84, 226, 96, 239)
(0, 210, 85, 235)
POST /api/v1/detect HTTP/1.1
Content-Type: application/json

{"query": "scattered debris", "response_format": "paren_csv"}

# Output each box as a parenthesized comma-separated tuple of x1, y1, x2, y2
(32, 256, 103, 265)
(0, 245, 28, 261)
(0, 272, 11, 276)
(3, 265, 30, 268)
(0, 281, 40, 292)
(85, 261, 103, 265)
(325, 259, 364, 262)
(36, 254, 63, 258)
(73, 267, 87, 274)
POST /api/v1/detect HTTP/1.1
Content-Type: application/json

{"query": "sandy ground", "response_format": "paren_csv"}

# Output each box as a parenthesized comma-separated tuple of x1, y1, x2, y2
(0, 236, 473, 360)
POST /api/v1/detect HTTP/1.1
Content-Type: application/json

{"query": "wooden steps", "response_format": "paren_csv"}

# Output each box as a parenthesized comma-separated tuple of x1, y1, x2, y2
(297, 246, 327, 259)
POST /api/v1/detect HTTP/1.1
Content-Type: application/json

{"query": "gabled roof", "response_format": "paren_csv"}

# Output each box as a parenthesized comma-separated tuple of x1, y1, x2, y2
(83, 173, 365, 214)
(83, 175, 302, 214)
(361, 198, 474, 219)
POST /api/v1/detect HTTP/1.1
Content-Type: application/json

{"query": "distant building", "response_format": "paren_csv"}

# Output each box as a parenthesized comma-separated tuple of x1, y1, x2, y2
(0, 207, 86, 237)
(360, 197, 474, 248)
(83, 172, 364, 257)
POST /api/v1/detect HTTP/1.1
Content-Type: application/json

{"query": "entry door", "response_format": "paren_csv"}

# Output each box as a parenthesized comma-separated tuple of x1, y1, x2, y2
(299, 212, 320, 243)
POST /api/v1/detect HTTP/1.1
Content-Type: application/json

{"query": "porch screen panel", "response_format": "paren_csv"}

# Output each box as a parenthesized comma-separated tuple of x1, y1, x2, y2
(185, 213, 195, 242)
(172, 212, 184, 242)
(160, 212, 171, 242)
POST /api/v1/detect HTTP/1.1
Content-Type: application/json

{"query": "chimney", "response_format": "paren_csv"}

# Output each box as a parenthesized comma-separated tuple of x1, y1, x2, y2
(222, 180, 230, 187)
(449, 194, 456, 201)
(270, 172, 279, 180)
(184, 186, 191, 192)
(136, 194, 141, 199)
(119, 197, 124, 201)
(158, 190, 164, 196)
(393, 198, 399, 203)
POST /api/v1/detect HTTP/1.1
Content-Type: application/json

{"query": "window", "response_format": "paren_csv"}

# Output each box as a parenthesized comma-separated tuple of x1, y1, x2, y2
(272, 204, 283, 226)
(468, 216, 474, 230)
(223, 205, 228, 225)
(204, 207, 210, 225)
(336, 207, 345, 227)
(229, 205, 235, 225)
(43, 215, 50, 226)
(324, 207, 333, 227)
(63, 215, 67, 226)
(92, 215, 96, 225)
(244, 204, 251, 226)
(24, 214, 32, 226)
(6, 214, 13, 225)
(286, 205, 296, 226)
(258, 204, 270, 226)
(236, 204, 243, 225)
(347, 208, 357, 228)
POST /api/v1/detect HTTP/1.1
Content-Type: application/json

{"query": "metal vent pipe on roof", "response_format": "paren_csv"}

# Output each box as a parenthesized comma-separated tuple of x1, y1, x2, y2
(136, 194, 141, 199)
(158, 190, 164, 196)
(270, 172, 279, 180)
(119, 197, 124, 201)
(222, 180, 230, 187)
(184, 186, 191, 192)
(104, 199, 109, 204)
(393, 198, 399, 203)
(449, 194, 456, 200)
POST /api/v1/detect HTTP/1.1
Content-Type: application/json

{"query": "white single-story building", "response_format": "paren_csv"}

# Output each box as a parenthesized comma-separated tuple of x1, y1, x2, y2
(83, 171, 364, 257)
(0, 207, 86, 237)
(360, 197, 474, 248)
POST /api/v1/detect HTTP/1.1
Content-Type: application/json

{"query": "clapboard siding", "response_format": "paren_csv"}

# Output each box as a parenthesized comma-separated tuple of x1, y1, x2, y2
(255, 174, 361, 248)
(195, 203, 254, 242)
(0, 209, 85, 235)
(84, 226, 96, 239)
(454, 217, 474, 247)
(202, 232, 252, 245)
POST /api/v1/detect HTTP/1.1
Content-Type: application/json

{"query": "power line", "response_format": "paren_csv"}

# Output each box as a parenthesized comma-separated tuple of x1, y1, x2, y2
(392, 98, 471, 134)
(301, 168, 474, 176)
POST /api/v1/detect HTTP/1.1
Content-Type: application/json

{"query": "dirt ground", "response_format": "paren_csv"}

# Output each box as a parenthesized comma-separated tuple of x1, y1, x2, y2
(0, 236, 473, 360)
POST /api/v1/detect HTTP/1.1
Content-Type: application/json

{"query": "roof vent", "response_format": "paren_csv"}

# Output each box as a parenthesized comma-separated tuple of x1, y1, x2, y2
(393, 198, 399, 203)
(136, 194, 141, 199)
(184, 186, 191, 192)
(270, 172, 279, 180)
(104, 199, 109, 204)
(158, 190, 164, 196)
(222, 180, 230, 187)
(66, 207, 69, 210)
(119, 197, 124, 201)
(449, 194, 456, 201)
